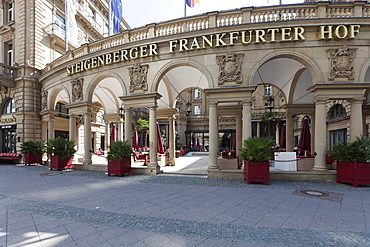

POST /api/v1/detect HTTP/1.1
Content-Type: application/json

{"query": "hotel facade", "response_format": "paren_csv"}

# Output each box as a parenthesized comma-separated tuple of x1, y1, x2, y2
(1, 0, 370, 178)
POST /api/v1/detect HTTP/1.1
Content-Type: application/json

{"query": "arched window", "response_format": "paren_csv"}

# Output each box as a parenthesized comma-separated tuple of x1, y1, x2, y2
(55, 102, 69, 118)
(329, 104, 347, 120)
(2, 98, 16, 115)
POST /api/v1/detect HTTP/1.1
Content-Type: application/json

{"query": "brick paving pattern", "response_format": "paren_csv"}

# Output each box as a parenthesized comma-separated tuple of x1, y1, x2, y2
(0, 160, 370, 246)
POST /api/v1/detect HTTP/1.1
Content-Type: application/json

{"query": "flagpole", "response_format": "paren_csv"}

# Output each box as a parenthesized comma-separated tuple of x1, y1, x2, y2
(184, 0, 187, 17)
(65, 0, 68, 52)
(108, 0, 112, 36)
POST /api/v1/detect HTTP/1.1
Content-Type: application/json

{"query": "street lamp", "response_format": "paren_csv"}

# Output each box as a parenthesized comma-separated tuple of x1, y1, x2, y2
(119, 107, 125, 118)
(76, 114, 83, 123)
(266, 96, 275, 111)
(185, 101, 192, 115)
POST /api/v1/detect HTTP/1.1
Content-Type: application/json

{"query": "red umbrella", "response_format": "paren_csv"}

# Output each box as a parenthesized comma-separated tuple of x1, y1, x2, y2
(298, 118, 311, 152)
(110, 125, 116, 142)
(279, 124, 286, 149)
(132, 131, 139, 149)
(157, 123, 165, 154)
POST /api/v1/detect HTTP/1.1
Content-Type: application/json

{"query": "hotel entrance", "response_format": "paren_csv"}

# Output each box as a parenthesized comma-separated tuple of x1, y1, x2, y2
(186, 130, 235, 153)
(2, 125, 16, 153)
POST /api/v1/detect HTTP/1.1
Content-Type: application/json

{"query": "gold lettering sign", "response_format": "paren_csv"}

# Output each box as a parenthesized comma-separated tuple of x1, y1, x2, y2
(0, 118, 15, 124)
(66, 25, 360, 76)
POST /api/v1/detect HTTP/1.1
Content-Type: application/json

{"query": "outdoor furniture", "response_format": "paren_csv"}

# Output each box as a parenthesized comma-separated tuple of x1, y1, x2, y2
(218, 157, 238, 170)
(297, 156, 315, 171)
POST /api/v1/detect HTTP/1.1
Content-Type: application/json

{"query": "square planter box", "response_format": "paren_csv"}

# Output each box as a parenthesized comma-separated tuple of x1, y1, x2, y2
(244, 161, 270, 185)
(24, 153, 43, 166)
(50, 156, 72, 171)
(108, 157, 131, 177)
(337, 161, 370, 187)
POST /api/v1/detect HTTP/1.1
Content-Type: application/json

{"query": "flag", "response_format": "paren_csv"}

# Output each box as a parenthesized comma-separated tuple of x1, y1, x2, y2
(109, 0, 123, 35)
(65, 0, 78, 49)
(186, 0, 199, 8)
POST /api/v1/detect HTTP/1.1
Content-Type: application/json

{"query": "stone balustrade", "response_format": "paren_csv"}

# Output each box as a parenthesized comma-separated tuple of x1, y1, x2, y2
(42, 2, 370, 73)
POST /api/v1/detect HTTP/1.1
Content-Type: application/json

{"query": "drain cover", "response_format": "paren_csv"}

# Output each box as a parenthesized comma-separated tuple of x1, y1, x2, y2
(304, 190, 324, 196)
(40, 172, 62, 177)
(292, 189, 343, 203)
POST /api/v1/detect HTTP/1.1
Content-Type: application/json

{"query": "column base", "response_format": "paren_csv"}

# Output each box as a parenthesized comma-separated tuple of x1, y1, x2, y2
(83, 159, 92, 165)
(312, 167, 329, 173)
(167, 158, 176, 166)
(147, 163, 161, 175)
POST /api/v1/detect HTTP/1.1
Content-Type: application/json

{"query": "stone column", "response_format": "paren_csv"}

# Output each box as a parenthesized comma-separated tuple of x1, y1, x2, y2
(48, 115, 55, 140)
(313, 99, 327, 171)
(69, 114, 76, 142)
(256, 122, 260, 137)
(168, 116, 176, 166)
(311, 116, 315, 152)
(83, 112, 92, 165)
(286, 114, 293, 152)
(148, 105, 160, 174)
(350, 98, 364, 142)
(242, 101, 252, 141)
(118, 119, 124, 141)
(235, 114, 242, 156)
(41, 121, 47, 141)
(105, 121, 110, 151)
(275, 124, 280, 146)
(208, 102, 219, 170)
(124, 107, 132, 146)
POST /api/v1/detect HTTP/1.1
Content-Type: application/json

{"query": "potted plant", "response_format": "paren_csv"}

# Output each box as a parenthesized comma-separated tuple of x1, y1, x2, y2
(106, 140, 132, 177)
(20, 140, 45, 165)
(239, 137, 275, 185)
(46, 137, 77, 171)
(330, 136, 370, 187)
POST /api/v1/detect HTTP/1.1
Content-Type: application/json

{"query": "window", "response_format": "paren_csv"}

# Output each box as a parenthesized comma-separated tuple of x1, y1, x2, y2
(88, 6, 95, 20)
(7, 43, 13, 66)
(194, 89, 201, 99)
(55, 14, 65, 29)
(329, 104, 347, 120)
(330, 129, 347, 150)
(55, 102, 69, 118)
(2, 98, 16, 115)
(194, 105, 201, 115)
(264, 85, 271, 96)
(7, 3, 13, 22)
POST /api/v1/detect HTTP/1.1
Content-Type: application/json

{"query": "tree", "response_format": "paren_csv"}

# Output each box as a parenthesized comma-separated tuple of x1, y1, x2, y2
(261, 111, 281, 138)
(135, 118, 149, 147)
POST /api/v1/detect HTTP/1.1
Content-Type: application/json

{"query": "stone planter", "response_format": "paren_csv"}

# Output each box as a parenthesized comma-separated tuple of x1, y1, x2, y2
(108, 157, 131, 177)
(337, 161, 370, 187)
(244, 161, 270, 185)
(50, 156, 72, 171)
(24, 153, 43, 166)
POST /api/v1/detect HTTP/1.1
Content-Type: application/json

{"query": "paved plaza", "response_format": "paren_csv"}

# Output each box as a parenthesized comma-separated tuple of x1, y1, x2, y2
(0, 156, 370, 247)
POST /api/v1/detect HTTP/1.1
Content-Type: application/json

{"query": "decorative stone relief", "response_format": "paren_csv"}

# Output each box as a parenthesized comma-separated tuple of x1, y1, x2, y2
(129, 64, 148, 93)
(329, 46, 355, 80)
(218, 53, 242, 85)
(41, 90, 48, 110)
(71, 78, 84, 102)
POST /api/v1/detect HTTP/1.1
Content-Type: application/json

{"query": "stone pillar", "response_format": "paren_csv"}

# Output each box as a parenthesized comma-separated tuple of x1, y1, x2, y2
(242, 101, 252, 141)
(118, 120, 124, 141)
(105, 121, 110, 151)
(256, 122, 260, 137)
(124, 107, 132, 146)
(168, 116, 176, 166)
(313, 99, 328, 171)
(83, 112, 92, 165)
(311, 116, 315, 152)
(350, 98, 364, 142)
(208, 102, 219, 170)
(69, 114, 76, 142)
(275, 124, 280, 146)
(48, 116, 55, 140)
(235, 114, 242, 156)
(41, 121, 47, 141)
(286, 114, 293, 152)
(148, 105, 160, 174)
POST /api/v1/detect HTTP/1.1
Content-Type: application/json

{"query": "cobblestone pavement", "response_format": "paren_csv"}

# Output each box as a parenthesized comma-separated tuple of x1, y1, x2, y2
(0, 163, 370, 247)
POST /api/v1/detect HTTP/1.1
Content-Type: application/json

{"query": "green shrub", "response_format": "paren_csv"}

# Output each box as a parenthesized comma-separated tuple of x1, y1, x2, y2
(239, 137, 276, 162)
(107, 140, 132, 161)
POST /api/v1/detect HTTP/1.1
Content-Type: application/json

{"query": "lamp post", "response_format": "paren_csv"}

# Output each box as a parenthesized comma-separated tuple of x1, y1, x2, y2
(266, 96, 275, 112)
(119, 106, 125, 119)
(185, 101, 192, 116)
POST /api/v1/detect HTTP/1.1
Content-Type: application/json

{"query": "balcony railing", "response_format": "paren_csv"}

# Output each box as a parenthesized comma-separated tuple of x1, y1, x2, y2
(43, 23, 66, 39)
(43, 1, 370, 73)
(76, 2, 103, 34)
(0, 63, 15, 78)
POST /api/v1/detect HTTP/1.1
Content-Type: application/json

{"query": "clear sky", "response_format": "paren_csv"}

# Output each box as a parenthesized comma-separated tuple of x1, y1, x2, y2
(123, 0, 305, 29)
